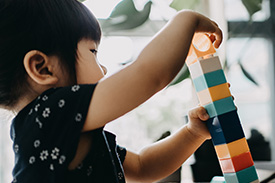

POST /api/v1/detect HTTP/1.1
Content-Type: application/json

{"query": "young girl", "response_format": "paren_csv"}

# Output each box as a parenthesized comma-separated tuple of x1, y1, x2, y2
(0, 0, 222, 182)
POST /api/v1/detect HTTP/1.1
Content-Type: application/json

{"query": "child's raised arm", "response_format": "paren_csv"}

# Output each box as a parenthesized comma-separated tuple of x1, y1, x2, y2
(83, 10, 222, 131)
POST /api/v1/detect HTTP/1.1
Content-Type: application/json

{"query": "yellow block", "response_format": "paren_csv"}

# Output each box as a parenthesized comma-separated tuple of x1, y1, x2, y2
(197, 83, 231, 105)
(215, 138, 250, 159)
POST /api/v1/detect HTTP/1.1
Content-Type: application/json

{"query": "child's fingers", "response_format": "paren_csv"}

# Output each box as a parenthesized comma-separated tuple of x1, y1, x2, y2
(209, 34, 216, 43)
(189, 106, 209, 121)
(213, 32, 222, 48)
(212, 22, 223, 48)
(227, 82, 236, 105)
(227, 83, 235, 100)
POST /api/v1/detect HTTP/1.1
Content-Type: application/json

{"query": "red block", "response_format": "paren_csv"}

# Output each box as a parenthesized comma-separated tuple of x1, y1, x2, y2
(219, 151, 254, 173)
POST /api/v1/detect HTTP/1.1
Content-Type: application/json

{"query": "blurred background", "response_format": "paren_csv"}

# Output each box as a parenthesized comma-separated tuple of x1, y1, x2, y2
(1, 0, 274, 182)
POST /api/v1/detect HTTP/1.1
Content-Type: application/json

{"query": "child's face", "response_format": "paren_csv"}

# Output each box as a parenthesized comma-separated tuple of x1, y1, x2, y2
(75, 39, 107, 84)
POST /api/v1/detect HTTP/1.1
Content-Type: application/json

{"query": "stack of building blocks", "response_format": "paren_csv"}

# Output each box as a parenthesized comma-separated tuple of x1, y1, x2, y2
(186, 33, 259, 183)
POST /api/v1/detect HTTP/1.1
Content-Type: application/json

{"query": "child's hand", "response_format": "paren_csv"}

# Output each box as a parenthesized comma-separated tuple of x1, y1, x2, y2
(189, 10, 223, 48)
(187, 106, 211, 141)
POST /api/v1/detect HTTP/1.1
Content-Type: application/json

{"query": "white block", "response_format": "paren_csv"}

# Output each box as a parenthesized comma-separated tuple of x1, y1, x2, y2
(188, 56, 222, 79)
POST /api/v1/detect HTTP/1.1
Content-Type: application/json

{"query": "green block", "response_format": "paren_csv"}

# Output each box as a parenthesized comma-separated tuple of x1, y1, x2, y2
(204, 97, 235, 118)
(224, 166, 259, 183)
(193, 69, 227, 92)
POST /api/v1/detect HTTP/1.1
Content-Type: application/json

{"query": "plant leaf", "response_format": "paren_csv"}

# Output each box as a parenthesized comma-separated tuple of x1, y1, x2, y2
(239, 61, 259, 86)
(109, 0, 138, 18)
(169, 0, 200, 11)
(241, 0, 263, 18)
(169, 65, 190, 86)
(102, 0, 152, 31)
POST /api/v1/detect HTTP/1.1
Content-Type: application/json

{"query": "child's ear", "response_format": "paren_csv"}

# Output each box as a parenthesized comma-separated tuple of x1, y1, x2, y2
(23, 50, 59, 85)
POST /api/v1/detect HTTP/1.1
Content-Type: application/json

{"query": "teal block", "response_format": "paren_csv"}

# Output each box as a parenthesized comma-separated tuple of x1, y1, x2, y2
(204, 97, 235, 118)
(224, 173, 239, 183)
(193, 69, 227, 92)
(224, 166, 258, 183)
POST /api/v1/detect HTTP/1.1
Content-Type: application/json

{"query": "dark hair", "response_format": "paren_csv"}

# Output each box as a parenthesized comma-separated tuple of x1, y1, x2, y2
(0, 0, 101, 107)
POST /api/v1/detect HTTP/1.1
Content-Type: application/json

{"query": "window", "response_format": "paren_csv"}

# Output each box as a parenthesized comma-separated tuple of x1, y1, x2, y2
(0, 110, 14, 182)
(225, 0, 275, 168)
(2, 1, 274, 182)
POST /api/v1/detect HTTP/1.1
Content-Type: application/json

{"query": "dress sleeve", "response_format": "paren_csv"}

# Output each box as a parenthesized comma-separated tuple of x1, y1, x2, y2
(116, 145, 127, 164)
(35, 84, 96, 165)
(12, 84, 97, 182)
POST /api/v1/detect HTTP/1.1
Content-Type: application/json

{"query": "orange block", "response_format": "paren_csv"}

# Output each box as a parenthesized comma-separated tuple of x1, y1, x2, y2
(215, 138, 250, 159)
(186, 33, 216, 66)
(219, 151, 254, 173)
(197, 83, 231, 105)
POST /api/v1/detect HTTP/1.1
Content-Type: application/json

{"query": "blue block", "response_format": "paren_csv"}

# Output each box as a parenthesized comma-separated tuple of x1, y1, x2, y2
(204, 97, 236, 118)
(193, 69, 227, 92)
(224, 166, 258, 183)
(206, 110, 245, 145)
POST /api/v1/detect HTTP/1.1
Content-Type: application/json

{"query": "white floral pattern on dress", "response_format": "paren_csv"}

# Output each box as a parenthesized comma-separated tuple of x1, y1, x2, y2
(34, 104, 40, 112)
(87, 166, 93, 176)
(40, 150, 49, 161)
(29, 156, 35, 164)
(14, 144, 19, 153)
(71, 85, 80, 92)
(42, 95, 48, 101)
(58, 99, 65, 108)
(50, 164, 54, 171)
(11, 85, 118, 181)
(75, 113, 82, 122)
(77, 163, 83, 169)
(28, 108, 33, 115)
(34, 140, 40, 148)
(51, 147, 60, 160)
(42, 108, 50, 118)
(118, 172, 123, 180)
(35, 117, 43, 128)
(59, 155, 66, 164)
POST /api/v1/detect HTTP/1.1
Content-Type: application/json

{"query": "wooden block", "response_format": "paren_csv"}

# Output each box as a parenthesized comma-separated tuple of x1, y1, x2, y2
(210, 176, 226, 183)
(197, 83, 231, 105)
(219, 151, 254, 173)
(204, 96, 236, 118)
(193, 69, 227, 92)
(224, 166, 259, 183)
(189, 56, 222, 79)
(207, 110, 245, 145)
(215, 138, 250, 159)
(186, 33, 217, 66)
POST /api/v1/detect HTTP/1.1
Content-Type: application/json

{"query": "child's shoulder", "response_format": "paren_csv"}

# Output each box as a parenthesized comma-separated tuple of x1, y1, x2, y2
(12, 84, 97, 133)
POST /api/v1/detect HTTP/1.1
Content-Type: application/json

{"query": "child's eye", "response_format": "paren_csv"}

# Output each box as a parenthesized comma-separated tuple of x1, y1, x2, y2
(90, 49, 98, 55)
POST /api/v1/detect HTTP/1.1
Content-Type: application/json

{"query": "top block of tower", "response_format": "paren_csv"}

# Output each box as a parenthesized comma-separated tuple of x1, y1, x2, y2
(186, 33, 216, 66)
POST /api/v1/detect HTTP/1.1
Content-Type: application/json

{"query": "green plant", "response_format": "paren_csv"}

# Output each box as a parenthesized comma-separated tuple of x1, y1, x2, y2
(241, 0, 263, 19)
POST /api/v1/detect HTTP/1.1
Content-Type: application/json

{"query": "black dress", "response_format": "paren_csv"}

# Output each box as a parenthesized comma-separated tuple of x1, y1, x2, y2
(10, 84, 126, 183)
